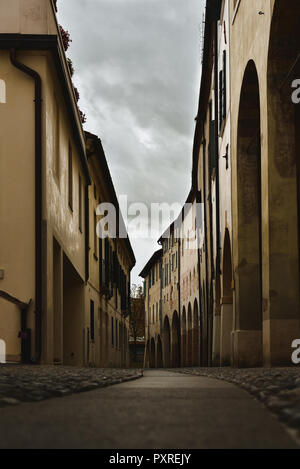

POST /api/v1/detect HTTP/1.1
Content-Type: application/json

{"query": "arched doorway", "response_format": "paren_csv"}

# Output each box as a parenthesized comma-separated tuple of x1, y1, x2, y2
(212, 275, 221, 366)
(144, 340, 150, 368)
(266, 0, 300, 365)
(220, 229, 233, 366)
(233, 60, 263, 367)
(187, 304, 192, 366)
(150, 338, 156, 368)
(163, 316, 171, 367)
(181, 307, 187, 367)
(193, 300, 199, 366)
(157, 335, 163, 368)
(171, 311, 180, 368)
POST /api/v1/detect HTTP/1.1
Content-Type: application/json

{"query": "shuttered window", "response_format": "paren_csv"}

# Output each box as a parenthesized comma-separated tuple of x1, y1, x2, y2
(219, 50, 227, 132)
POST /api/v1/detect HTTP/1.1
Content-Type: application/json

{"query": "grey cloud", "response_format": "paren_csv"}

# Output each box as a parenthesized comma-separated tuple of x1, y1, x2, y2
(58, 0, 205, 284)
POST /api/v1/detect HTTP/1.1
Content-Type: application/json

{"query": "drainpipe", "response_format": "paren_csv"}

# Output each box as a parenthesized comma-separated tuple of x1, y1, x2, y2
(10, 49, 43, 363)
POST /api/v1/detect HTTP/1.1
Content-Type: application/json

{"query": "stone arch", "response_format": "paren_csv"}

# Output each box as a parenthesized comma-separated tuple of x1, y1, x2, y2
(187, 303, 192, 366)
(171, 311, 180, 368)
(0, 79, 6, 104)
(181, 306, 187, 367)
(220, 229, 233, 366)
(163, 316, 171, 367)
(212, 274, 221, 366)
(157, 335, 163, 368)
(265, 0, 300, 365)
(150, 337, 156, 368)
(233, 60, 263, 367)
(193, 299, 200, 366)
(144, 340, 150, 368)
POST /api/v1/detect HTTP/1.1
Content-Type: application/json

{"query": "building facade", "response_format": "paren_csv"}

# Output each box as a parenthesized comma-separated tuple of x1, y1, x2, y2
(142, 0, 300, 369)
(141, 249, 163, 368)
(0, 0, 135, 366)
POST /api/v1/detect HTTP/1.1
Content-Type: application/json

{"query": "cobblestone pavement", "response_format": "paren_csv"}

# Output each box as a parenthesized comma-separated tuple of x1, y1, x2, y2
(0, 366, 143, 406)
(173, 367, 300, 442)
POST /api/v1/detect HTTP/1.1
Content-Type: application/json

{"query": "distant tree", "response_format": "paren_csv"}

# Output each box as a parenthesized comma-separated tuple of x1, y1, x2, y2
(130, 284, 145, 362)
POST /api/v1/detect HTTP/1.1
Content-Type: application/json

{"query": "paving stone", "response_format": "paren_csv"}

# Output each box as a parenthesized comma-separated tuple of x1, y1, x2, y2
(0, 397, 20, 407)
(0, 366, 142, 406)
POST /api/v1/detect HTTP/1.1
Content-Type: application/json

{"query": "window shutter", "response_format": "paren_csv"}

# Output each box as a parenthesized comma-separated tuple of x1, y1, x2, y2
(219, 70, 223, 132)
(209, 119, 216, 173)
(222, 50, 227, 122)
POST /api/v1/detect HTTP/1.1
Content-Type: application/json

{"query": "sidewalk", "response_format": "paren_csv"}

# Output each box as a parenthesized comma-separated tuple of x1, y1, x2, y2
(0, 370, 296, 449)
(174, 367, 300, 444)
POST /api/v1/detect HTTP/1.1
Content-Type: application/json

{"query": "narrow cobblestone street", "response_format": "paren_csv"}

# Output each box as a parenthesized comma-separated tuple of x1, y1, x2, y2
(0, 369, 297, 449)
(173, 367, 300, 444)
(0, 366, 142, 406)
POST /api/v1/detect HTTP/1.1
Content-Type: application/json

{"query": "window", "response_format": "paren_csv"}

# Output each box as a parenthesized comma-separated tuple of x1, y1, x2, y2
(68, 142, 73, 210)
(90, 300, 95, 342)
(209, 101, 216, 174)
(54, 96, 60, 177)
(219, 51, 227, 131)
(94, 212, 98, 258)
(78, 175, 82, 232)
(0, 79, 6, 103)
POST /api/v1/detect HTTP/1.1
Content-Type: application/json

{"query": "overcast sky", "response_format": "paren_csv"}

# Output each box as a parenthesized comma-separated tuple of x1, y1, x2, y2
(58, 0, 205, 285)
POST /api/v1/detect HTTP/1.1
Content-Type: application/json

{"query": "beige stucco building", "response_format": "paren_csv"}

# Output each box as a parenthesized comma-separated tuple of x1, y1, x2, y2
(0, 0, 135, 366)
(140, 249, 163, 368)
(195, 0, 300, 368)
(179, 190, 201, 367)
(141, 194, 201, 369)
(85, 132, 135, 368)
(228, 0, 300, 366)
(142, 0, 300, 370)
